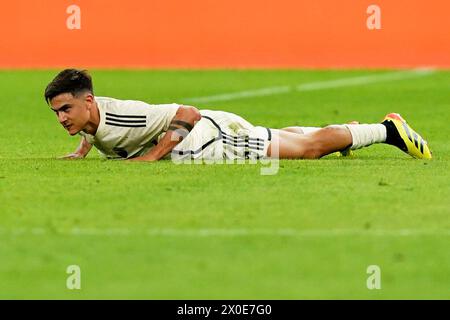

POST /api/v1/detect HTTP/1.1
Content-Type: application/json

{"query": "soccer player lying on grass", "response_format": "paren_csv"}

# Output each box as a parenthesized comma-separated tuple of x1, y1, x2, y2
(44, 69, 432, 162)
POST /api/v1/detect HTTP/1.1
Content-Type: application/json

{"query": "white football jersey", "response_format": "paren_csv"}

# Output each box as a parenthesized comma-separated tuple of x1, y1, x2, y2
(79, 96, 179, 159)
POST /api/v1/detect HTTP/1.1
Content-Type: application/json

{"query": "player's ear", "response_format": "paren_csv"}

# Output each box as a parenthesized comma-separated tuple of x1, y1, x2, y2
(85, 93, 94, 109)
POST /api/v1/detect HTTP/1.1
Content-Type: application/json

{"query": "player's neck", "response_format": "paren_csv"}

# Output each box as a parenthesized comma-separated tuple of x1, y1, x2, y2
(83, 101, 100, 135)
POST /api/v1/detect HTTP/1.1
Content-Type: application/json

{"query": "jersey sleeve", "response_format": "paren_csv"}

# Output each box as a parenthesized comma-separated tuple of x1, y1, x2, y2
(98, 98, 181, 152)
(144, 103, 180, 133)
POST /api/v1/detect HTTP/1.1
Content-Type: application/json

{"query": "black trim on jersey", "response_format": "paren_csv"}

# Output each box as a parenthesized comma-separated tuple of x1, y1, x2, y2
(173, 137, 220, 155)
(105, 117, 147, 124)
(201, 116, 223, 136)
(172, 116, 222, 155)
(105, 112, 147, 119)
(221, 132, 263, 142)
(172, 115, 268, 156)
(222, 139, 265, 151)
(222, 136, 264, 147)
(105, 122, 146, 128)
(266, 127, 272, 141)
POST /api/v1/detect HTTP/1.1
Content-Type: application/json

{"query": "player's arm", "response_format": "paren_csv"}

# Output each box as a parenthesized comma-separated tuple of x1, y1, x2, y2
(129, 105, 201, 162)
(60, 136, 93, 159)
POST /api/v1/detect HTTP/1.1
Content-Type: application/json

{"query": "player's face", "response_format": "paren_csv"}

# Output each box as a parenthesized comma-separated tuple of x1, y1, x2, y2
(49, 92, 93, 136)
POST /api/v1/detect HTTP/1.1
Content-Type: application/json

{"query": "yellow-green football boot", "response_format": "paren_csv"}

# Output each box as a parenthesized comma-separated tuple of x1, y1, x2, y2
(382, 113, 432, 159)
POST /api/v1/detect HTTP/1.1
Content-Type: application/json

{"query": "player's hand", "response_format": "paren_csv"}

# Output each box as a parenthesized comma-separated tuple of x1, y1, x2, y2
(59, 152, 85, 160)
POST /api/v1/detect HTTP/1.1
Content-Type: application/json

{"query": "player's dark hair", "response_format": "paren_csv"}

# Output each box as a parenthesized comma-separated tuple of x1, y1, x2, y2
(44, 69, 94, 104)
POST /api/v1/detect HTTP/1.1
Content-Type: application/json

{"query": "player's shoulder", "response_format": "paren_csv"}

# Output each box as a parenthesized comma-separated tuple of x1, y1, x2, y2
(95, 96, 151, 114)
(96, 96, 148, 107)
(96, 96, 180, 113)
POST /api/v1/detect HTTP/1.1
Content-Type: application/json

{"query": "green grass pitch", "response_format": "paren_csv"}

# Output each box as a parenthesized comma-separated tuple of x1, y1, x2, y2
(0, 70, 449, 299)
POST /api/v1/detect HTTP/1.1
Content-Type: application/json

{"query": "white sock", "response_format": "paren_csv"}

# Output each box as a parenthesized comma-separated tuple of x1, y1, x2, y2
(344, 124, 387, 150)
(297, 127, 322, 134)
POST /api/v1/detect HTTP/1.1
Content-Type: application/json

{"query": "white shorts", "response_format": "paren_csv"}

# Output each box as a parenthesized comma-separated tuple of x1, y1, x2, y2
(170, 110, 272, 161)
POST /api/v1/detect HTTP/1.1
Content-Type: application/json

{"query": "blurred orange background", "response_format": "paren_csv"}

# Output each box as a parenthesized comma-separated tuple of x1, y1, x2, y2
(0, 0, 449, 68)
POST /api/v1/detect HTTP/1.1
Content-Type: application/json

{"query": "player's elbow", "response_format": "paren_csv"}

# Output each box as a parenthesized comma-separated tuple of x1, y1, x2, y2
(188, 105, 202, 122)
(179, 105, 201, 123)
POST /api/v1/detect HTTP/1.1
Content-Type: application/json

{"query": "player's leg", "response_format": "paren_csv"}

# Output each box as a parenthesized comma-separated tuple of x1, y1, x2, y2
(268, 114, 432, 159)
(280, 121, 359, 135)
(268, 125, 354, 159)
(281, 126, 321, 135)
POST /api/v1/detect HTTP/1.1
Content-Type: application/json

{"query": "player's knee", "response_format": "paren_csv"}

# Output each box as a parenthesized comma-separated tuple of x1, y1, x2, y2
(323, 124, 346, 131)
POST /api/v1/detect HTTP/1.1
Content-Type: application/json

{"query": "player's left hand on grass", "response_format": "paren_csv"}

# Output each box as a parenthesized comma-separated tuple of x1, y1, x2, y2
(58, 152, 85, 160)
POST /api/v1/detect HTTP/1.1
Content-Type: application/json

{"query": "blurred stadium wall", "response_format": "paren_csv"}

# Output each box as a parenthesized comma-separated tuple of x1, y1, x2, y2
(0, 0, 448, 69)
